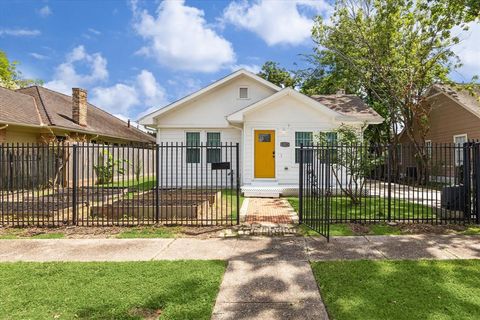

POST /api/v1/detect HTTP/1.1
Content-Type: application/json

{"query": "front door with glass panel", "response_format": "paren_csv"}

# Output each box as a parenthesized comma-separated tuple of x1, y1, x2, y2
(254, 130, 275, 178)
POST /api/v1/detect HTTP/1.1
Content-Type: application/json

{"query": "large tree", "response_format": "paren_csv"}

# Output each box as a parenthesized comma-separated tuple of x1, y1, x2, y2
(305, 0, 477, 183)
(0, 50, 42, 89)
(257, 61, 297, 88)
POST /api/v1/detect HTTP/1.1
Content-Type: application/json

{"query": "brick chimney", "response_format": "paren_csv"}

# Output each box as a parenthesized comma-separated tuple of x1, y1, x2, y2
(72, 88, 87, 126)
(336, 88, 346, 95)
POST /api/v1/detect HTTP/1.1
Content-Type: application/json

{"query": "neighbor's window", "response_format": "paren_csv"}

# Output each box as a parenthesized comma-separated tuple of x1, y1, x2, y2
(454, 134, 467, 165)
(239, 87, 248, 99)
(396, 144, 403, 165)
(425, 140, 432, 159)
(186, 132, 200, 163)
(295, 132, 313, 163)
(207, 132, 221, 163)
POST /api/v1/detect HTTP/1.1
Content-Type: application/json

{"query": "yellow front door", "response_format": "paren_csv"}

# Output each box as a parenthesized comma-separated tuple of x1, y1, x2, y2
(254, 130, 275, 178)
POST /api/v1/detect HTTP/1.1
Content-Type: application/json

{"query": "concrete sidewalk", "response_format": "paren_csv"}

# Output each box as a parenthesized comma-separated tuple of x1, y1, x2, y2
(1, 234, 479, 262)
(1, 235, 479, 320)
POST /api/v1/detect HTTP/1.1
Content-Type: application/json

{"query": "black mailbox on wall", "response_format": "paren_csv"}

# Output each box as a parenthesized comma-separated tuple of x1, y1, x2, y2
(211, 162, 231, 170)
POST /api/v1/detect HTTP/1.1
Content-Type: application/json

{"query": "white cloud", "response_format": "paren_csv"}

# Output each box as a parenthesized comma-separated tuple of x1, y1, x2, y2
(136, 70, 167, 106)
(91, 84, 140, 115)
(88, 28, 101, 35)
(45, 45, 108, 94)
(38, 5, 52, 17)
(222, 0, 332, 46)
(0, 28, 41, 37)
(452, 22, 480, 81)
(132, 0, 235, 72)
(29, 52, 48, 60)
(91, 69, 168, 118)
(230, 63, 261, 73)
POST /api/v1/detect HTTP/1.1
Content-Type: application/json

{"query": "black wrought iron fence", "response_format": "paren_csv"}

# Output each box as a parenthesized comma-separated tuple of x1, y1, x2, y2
(0, 143, 240, 226)
(299, 142, 480, 226)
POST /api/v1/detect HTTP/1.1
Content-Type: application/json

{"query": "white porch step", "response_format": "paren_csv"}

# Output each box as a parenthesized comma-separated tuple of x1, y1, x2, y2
(243, 190, 281, 198)
(241, 185, 299, 198)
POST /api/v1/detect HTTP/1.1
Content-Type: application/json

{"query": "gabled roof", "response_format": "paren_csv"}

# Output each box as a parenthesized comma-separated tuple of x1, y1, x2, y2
(227, 87, 383, 124)
(0, 86, 44, 126)
(0, 86, 155, 143)
(427, 84, 480, 119)
(311, 94, 384, 123)
(138, 69, 281, 126)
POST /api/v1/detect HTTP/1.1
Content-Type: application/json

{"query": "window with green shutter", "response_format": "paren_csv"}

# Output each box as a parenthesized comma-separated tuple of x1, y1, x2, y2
(319, 132, 338, 162)
(186, 132, 200, 163)
(295, 132, 313, 163)
(325, 132, 337, 145)
(207, 132, 221, 163)
(317, 132, 338, 145)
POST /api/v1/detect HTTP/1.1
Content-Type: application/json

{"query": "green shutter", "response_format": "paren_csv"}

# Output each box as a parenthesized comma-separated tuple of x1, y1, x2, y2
(207, 132, 221, 163)
(186, 132, 200, 163)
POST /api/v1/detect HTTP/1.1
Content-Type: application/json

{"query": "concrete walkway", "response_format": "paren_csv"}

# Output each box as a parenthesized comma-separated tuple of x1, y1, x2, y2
(1, 235, 479, 320)
(2, 234, 479, 262)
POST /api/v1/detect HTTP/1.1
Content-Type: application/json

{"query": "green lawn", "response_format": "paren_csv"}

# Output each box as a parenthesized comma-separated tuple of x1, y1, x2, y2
(311, 260, 480, 320)
(222, 188, 244, 221)
(0, 260, 225, 319)
(288, 197, 480, 236)
(287, 196, 433, 222)
(0, 230, 65, 239)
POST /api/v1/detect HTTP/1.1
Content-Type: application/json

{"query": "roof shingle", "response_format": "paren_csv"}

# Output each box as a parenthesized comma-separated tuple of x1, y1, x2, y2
(310, 94, 383, 121)
(0, 86, 155, 143)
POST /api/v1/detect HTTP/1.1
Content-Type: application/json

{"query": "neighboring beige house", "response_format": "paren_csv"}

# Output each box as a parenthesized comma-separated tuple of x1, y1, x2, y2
(400, 84, 480, 146)
(398, 84, 480, 182)
(0, 86, 155, 145)
(139, 69, 383, 196)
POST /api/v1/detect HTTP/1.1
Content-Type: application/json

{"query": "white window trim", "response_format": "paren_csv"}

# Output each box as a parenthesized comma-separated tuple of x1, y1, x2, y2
(425, 140, 432, 158)
(238, 86, 250, 100)
(294, 131, 314, 164)
(453, 134, 467, 166)
(453, 134, 468, 143)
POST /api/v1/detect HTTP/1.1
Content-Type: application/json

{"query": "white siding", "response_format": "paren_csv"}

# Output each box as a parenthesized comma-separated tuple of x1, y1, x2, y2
(156, 128, 242, 187)
(156, 75, 276, 128)
(242, 95, 360, 185)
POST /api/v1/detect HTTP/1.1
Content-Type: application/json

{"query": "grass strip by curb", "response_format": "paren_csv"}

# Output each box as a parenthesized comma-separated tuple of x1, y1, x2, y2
(0, 260, 226, 319)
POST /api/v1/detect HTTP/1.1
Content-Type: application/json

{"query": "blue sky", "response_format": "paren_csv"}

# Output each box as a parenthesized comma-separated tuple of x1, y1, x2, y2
(1, 0, 478, 122)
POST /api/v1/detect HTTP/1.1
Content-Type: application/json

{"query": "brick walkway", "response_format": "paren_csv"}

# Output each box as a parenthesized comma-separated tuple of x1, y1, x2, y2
(244, 198, 298, 224)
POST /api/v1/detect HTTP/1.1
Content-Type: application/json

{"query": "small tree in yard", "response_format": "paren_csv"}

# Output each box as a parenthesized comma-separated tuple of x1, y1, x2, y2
(93, 150, 128, 184)
(317, 125, 384, 205)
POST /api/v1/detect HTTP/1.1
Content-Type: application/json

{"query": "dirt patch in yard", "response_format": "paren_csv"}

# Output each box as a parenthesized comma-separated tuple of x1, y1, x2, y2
(349, 223, 371, 234)
(128, 307, 162, 320)
(396, 223, 467, 234)
(0, 225, 230, 239)
(345, 222, 472, 235)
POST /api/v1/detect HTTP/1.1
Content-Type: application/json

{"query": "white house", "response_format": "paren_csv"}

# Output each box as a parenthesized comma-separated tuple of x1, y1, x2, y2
(139, 69, 383, 196)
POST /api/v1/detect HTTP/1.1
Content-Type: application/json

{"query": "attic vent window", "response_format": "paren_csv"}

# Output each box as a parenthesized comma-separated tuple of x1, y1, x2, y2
(239, 87, 249, 99)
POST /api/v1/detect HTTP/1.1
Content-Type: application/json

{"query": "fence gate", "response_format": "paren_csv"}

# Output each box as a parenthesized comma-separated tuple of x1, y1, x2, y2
(299, 145, 331, 241)
(467, 142, 480, 224)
